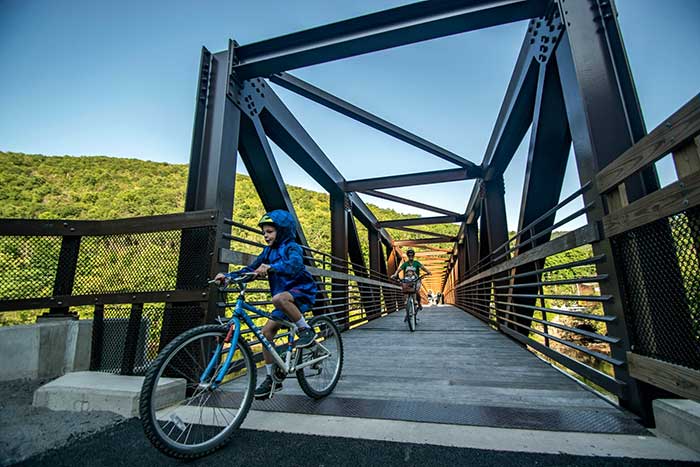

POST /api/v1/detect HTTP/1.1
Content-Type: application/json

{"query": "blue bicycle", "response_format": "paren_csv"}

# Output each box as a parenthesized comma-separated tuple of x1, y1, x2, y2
(139, 272, 343, 459)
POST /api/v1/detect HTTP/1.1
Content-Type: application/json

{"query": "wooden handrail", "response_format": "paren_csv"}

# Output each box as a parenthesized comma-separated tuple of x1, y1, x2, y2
(596, 95, 700, 194)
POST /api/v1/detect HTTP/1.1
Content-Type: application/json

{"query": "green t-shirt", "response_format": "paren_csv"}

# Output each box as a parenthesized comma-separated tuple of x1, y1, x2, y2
(400, 260, 423, 276)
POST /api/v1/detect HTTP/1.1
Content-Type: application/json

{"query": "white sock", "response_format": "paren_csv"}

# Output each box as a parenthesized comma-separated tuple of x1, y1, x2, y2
(295, 316, 308, 329)
(265, 364, 273, 376)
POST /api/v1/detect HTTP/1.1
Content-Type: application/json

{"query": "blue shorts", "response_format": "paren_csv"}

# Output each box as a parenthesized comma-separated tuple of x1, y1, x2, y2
(270, 288, 315, 320)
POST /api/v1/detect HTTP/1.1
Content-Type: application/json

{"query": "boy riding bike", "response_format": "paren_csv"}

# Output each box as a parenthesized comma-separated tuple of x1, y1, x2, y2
(391, 248, 431, 313)
(215, 210, 317, 400)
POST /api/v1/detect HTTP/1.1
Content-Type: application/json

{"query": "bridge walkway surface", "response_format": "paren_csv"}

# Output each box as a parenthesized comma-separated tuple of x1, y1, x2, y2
(6, 306, 700, 466)
(254, 304, 631, 432)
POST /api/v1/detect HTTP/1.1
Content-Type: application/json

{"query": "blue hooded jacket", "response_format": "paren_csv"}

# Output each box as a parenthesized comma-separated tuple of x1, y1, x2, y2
(227, 210, 317, 306)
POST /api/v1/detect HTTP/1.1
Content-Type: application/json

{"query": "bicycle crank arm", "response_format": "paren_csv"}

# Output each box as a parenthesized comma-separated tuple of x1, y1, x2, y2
(291, 352, 330, 373)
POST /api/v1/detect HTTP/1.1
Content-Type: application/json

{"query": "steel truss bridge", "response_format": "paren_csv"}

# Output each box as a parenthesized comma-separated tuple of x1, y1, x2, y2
(2, 0, 699, 431)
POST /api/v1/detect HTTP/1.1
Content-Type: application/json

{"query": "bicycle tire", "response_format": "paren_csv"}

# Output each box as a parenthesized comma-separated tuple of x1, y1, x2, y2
(139, 324, 255, 459)
(411, 296, 418, 332)
(406, 297, 415, 332)
(296, 316, 343, 399)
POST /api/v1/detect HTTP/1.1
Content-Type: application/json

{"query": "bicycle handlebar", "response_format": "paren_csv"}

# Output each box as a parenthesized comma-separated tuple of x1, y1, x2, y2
(391, 273, 429, 283)
(208, 272, 258, 286)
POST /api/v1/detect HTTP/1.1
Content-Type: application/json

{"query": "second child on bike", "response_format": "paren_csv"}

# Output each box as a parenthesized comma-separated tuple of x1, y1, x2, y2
(215, 209, 317, 400)
(391, 248, 432, 312)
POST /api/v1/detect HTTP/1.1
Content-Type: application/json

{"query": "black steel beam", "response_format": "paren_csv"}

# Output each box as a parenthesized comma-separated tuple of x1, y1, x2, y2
(330, 193, 349, 327)
(259, 85, 394, 246)
(348, 192, 393, 246)
(393, 237, 456, 246)
(271, 72, 477, 168)
(368, 227, 381, 273)
(362, 189, 460, 216)
(465, 222, 479, 272)
(554, 0, 665, 419)
(414, 251, 451, 257)
(345, 168, 476, 192)
(387, 225, 451, 237)
(378, 214, 465, 228)
(238, 114, 309, 246)
(482, 27, 540, 179)
(233, 0, 548, 78)
(171, 45, 241, 343)
(507, 57, 571, 335)
(260, 87, 345, 194)
(185, 47, 241, 213)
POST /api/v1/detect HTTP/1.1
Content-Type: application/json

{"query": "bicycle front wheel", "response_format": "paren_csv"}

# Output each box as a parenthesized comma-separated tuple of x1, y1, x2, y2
(406, 297, 416, 332)
(296, 316, 343, 399)
(139, 324, 256, 459)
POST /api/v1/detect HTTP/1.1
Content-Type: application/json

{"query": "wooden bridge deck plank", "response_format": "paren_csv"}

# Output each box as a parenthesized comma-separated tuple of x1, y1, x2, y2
(277, 305, 616, 412)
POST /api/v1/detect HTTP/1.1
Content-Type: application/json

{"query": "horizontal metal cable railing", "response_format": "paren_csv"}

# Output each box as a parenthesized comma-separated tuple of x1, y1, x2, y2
(443, 188, 623, 396)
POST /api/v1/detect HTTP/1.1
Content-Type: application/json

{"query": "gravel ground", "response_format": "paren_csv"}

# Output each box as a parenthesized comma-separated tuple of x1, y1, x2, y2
(0, 378, 123, 466)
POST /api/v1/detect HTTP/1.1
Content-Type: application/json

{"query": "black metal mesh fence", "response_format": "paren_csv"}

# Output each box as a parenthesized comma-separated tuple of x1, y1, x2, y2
(612, 207, 700, 370)
(74, 227, 214, 295)
(0, 236, 62, 300)
(90, 302, 206, 375)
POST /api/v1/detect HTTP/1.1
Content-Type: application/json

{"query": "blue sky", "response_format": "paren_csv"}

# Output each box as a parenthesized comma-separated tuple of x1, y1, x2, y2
(1, 0, 699, 229)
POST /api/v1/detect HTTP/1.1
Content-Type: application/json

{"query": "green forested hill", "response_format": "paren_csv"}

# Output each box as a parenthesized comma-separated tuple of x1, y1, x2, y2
(0, 151, 458, 255)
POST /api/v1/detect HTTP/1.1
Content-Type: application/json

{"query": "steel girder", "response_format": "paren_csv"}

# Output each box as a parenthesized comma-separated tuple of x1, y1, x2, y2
(378, 214, 466, 228)
(258, 83, 393, 246)
(271, 72, 477, 169)
(506, 55, 571, 335)
(361, 189, 460, 217)
(232, 0, 548, 79)
(553, 0, 670, 419)
(393, 237, 456, 246)
(345, 167, 477, 192)
(238, 113, 309, 246)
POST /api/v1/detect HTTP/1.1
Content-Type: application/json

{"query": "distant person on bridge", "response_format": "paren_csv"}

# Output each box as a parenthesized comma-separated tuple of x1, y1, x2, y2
(215, 209, 317, 400)
(391, 248, 432, 312)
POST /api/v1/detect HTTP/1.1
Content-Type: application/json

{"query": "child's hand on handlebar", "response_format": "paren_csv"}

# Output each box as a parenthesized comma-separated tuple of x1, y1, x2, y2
(253, 264, 271, 278)
(212, 273, 228, 285)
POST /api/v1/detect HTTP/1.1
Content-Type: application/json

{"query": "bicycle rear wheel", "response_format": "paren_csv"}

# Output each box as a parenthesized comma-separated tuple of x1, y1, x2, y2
(406, 297, 416, 332)
(139, 324, 255, 459)
(296, 316, 343, 399)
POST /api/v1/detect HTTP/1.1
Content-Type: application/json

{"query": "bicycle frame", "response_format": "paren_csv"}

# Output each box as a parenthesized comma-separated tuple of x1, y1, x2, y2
(200, 280, 330, 388)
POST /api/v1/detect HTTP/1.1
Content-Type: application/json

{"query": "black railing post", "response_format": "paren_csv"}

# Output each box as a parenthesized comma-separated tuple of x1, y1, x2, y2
(89, 303, 104, 371)
(40, 235, 81, 320)
(121, 303, 144, 375)
(483, 175, 510, 325)
(331, 192, 349, 329)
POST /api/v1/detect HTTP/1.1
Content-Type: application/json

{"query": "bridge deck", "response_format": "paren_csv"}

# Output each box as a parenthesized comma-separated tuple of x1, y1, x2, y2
(254, 305, 646, 434)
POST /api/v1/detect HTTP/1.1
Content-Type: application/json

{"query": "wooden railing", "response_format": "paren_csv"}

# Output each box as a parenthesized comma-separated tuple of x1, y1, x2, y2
(596, 95, 700, 401)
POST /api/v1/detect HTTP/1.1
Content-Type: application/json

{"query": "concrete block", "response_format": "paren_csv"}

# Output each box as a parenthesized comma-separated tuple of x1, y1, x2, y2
(0, 325, 40, 381)
(38, 322, 69, 378)
(64, 320, 93, 372)
(654, 399, 700, 452)
(33, 371, 186, 418)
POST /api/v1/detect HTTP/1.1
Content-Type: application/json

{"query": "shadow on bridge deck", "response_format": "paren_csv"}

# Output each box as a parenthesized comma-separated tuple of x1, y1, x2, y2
(253, 305, 645, 435)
